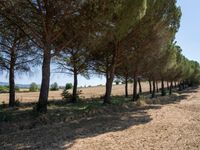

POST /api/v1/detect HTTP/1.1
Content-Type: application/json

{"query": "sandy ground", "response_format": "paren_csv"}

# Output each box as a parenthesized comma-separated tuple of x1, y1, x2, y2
(0, 82, 161, 104)
(1, 88, 200, 150)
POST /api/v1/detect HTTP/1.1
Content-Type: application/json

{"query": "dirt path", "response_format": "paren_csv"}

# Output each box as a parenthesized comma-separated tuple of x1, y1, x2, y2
(1, 88, 200, 150)
(68, 89, 200, 150)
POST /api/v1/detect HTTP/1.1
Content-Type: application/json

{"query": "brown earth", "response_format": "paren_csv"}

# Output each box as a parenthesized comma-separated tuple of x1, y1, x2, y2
(0, 82, 162, 104)
(1, 87, 200, 150)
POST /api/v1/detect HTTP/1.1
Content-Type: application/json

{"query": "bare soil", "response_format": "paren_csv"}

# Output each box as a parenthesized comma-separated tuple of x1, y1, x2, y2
(1, 87, 200, 150)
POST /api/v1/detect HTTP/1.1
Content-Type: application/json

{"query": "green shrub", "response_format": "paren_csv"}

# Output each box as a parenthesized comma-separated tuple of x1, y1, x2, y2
(29, 82, 39, 92)
(62, 83, 73, 101)
(0, 85, 19, 92)
(62, 87, 82, 101)
(65, 83, 73, 90)
(50, 82, 59, 91)
(62, 89, 72, 101)
(114, 79, 121, 85)
(0, 86, 9, 93)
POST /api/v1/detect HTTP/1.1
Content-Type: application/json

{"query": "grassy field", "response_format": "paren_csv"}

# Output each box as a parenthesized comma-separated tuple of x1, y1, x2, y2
(0, 82, 165, 104)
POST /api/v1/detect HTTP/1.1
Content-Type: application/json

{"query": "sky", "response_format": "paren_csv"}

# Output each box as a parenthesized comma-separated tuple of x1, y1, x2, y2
(176, 0, 200, 62)
(1, 0, 200, 87)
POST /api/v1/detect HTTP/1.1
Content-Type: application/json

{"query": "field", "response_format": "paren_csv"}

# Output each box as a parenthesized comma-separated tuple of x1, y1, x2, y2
(0, 82, 156, 104)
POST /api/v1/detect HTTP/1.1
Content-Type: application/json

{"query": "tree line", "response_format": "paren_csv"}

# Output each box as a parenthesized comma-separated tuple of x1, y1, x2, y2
(0, 0, 200, 113)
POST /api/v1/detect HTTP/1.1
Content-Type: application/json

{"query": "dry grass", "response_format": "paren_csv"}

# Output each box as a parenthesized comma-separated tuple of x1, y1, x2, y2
(0, 82, 166, 104)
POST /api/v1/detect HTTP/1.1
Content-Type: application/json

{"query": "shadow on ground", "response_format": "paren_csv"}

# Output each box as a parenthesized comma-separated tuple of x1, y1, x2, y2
(0, 87, 198, 150)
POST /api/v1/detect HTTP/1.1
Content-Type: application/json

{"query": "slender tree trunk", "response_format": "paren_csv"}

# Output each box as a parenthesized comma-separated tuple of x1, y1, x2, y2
(156, 81, 159, 93)
(178, 81, 182, 91)
(104, 63, 115, 104)
(104, 42, 118, 104)
(161, 79, 165, 96)
(138, 78, 142, 94)
(171, 82, 174, 89)
(133, 76, 138, 101)
(151, 80, 156, 98)
(181, 81, 185, 90)
(71, 71, 78, 103)
(104, 73, 114, 104)
(9, 56, 16, 107)
(169, 81, 173, 95)
(9, 46, 16, 107)
(125, 75, 128, 98)
(37, 47, 51, 113)
(167, 82, 169, 90)
(149, 80, 152, 94)
(174, 82, 177, 88)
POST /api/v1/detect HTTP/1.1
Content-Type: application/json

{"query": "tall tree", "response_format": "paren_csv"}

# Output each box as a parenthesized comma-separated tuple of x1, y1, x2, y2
(89, 0, 148, 103)
(115, 50, 131, 98)
(55, 41, 89, 103)
(0, 0, 92, 112)
(0, 23, 37, 107)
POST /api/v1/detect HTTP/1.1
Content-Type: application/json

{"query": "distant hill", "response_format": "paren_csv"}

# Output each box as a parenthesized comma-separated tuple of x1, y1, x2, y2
(0, 82, 31, 89)
(0, 82, 8, 86)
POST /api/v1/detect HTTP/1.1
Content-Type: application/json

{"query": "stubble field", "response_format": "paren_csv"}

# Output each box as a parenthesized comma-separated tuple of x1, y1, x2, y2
(0, 82, 157, 104)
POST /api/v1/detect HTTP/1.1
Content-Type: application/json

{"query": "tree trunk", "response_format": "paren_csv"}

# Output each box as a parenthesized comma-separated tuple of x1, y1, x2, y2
(178, 82, 182, 91)
(174, 82, 177, 88)
(181, 81, 185, 90)
(104, 73, 114, 104)
(149, 80, 152, 94)
(133, 76, 138, 101)
(156, 81, 159, 93)
(138, 78, 142, 94)
(104, 42, 118, 104)
(161, 79, 165, 96)
(104, 63, 115, 104)
(71, 71, 78, 103)
(171, 82, 174, 89)
(9, 56, 16, 107)
(37, 48, 51, 113)
(9, 46, 16, 107)
(167, 82, 169, 90)
(125, 75, 128, 98)
(151, 80, 156, 98)
(169, 81, 173, 95)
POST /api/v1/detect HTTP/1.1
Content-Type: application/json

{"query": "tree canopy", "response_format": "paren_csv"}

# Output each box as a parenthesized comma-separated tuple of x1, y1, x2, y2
(0, 0, 199, 113)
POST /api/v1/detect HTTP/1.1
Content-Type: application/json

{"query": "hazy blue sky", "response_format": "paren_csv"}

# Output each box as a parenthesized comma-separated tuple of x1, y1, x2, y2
(1, 0, 200, 86)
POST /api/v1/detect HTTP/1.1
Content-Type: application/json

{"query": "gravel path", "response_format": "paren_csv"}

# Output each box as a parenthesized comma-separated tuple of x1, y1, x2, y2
(1, 88, 200, 150)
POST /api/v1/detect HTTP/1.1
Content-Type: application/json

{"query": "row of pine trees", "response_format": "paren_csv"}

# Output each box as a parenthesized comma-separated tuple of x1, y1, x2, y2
(0, 0, 200, 113)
